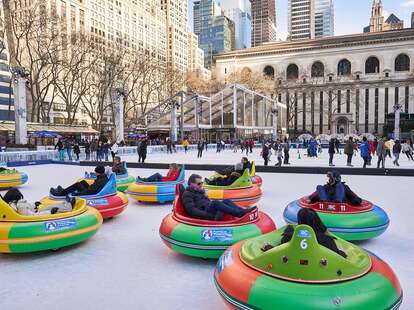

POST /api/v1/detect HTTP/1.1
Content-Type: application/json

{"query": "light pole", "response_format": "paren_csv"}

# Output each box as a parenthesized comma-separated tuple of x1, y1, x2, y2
(271, 104, 279, 140)
(115, 88, 125, 144)
(170, 99, 180, 142)
(11, 67, 29, 145)
(393, 102, 403, 140)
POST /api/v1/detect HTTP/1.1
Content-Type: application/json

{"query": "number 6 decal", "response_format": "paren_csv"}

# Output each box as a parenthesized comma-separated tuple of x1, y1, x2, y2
(300, 239, 308, 250)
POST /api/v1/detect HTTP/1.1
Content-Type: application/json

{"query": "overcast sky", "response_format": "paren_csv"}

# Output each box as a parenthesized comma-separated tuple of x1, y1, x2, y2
(188, 0, 414, 40)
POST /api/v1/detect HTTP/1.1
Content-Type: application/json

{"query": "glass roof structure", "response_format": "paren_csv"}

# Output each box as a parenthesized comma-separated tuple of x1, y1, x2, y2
(147, 84, 286, 132)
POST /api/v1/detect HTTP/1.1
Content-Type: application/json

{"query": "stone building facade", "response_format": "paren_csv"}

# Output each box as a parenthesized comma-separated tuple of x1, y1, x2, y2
(214, 28, 414, 136)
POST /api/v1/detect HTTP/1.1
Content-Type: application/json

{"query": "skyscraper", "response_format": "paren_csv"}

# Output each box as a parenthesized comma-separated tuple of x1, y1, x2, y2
(315, 0, 334, 37)
(193, 0, 235, 68)
(218, 0, 252, 49)
(288, 0, 333, 41)
(251, 0, 277, 47)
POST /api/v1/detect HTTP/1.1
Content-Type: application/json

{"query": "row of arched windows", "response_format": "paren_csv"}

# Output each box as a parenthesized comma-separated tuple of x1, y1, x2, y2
(262, 54, 411, 80)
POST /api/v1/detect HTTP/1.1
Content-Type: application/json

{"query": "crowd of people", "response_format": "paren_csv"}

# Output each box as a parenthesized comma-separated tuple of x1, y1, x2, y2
(54, 137, 125, 162)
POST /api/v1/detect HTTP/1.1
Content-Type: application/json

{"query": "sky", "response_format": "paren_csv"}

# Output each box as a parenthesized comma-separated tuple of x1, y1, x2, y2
(188, 0, 414, 41)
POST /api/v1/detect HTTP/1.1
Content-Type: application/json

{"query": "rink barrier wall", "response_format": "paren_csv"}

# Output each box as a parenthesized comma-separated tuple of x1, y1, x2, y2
(79, 161, 414, 177)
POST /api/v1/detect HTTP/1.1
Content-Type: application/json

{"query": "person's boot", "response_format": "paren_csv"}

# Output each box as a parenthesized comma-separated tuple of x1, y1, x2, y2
(243, 206, 257, 215)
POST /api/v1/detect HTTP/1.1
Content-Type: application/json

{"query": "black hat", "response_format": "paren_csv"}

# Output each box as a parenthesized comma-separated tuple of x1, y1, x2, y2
(95, 165, 105, 174)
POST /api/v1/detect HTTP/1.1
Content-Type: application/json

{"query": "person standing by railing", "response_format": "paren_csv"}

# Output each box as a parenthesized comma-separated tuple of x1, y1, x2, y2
(55, 139, 64, 161)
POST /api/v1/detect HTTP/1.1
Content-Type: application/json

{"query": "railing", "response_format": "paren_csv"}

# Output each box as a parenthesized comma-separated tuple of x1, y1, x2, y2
(0, 143, 345, 165)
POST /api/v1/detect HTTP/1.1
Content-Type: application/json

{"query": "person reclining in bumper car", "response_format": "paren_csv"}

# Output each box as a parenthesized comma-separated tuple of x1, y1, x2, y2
(137, 163, 180, 183)
(50, 165, 109, 196)
(182, 174, 256, 221)
(307, 171, 362, 206)
(262, 208, 347, 258)
(214, 158, 251, 178)
(111, 156, 126, 175)
(3, 188, 75, 216)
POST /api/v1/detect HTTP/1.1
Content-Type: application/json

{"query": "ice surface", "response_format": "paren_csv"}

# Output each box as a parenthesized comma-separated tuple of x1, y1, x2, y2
(0, 160, 412, 310)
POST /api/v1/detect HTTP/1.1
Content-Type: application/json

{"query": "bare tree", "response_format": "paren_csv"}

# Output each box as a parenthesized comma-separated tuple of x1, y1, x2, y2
(54, 34, 96, 125)
(9, 2, 62, 122)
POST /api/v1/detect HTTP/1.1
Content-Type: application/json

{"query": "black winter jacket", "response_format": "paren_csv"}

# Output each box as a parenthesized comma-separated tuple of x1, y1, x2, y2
(281, 225, 347, 258)
(182, 186, 214, 220)
(79, 174, 108, 196)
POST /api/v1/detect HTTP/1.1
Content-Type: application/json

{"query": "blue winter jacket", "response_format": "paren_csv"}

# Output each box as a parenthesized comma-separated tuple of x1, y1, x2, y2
(360, 141, 370, 157)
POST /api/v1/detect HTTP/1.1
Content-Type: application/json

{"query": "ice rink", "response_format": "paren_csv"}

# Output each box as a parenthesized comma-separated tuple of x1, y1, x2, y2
(1, 160, 413, 310)
(124, 146, 414, 169)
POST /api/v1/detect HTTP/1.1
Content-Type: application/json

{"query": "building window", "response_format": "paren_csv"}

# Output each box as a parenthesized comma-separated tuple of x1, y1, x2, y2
(302, 92, 306, 130)
(385, 87, 389, 117)
(365, 89, 369, 133)
(287, 64, 299, 80)
(337, 90, 341, 113)
(356, 89, 360, 132)
(311, 61, 324, 78)
(365, 56, 380, 74)
(311, 91, 315, 134)
(375, 88, 379, 133)
(346, 89, 351, 113)
(395, 54, 410, 72)
(337, 59, 351, 76)
(319, 91, 323, 134)
(405, 86, 409, 112)
(263, 65, 274, 79)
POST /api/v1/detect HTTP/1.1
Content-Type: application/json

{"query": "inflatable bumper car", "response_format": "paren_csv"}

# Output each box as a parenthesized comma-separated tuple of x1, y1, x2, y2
(41, 173, 128, 220)
(0, 198, 102, 253)
(284, 196, 389, 241)
(0, 169, 28, 189)
(159, 184, 275, 259)
(127, 167, 185, 203)
(205, 169, 262, 208)
(214, 224, 402, 309)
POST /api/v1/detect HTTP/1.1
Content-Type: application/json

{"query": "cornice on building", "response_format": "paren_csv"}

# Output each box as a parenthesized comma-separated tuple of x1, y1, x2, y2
(215, 28, 414, 60)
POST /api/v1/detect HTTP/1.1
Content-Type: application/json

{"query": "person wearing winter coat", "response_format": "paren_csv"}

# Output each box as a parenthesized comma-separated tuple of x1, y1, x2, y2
(55, 140, 65, 161)
(3, 188, 74, 216)
(50, 165, 108, 196)
(138, 139, 148, 163)
(182, 174, 256, 221)
(197, 140, 204, 158)
(275, 144, 283, 167)
(261, 143, 270, 166)
(328, 138, 336, 166)
(65, 139, 73, 161)
(344, 138, 354, 167)
(183, 138, 190, 153)
(84, 141, 91, 161)
(73, 143, 81, 161)
(360, 137, 371, 168)
(402, 140, 414, 161)
(283, 139, 290, 165)
(90, 140, 98, 161)
(392, 140, 402, 166)
(376, 138, 387, 169)
(110, 142, 119, 161)
(112, 156, 127, 175)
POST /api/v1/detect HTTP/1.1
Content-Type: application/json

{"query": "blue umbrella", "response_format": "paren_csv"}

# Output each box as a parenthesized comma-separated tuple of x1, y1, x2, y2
(29, 131, 61, 138)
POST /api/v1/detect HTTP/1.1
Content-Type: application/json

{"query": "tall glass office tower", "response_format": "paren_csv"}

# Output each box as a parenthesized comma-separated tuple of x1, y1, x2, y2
(218, 0, 251, 49)
(194, 0, 235, 68)
(288, 0, 334, 41)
